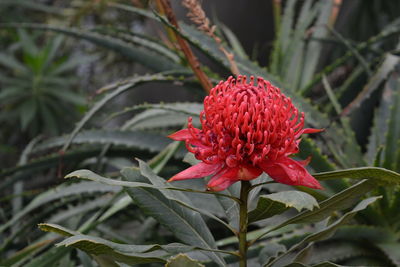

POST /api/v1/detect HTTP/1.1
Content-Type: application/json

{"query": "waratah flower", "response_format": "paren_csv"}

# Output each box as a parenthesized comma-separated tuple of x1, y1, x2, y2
(168, 76, 323, 191)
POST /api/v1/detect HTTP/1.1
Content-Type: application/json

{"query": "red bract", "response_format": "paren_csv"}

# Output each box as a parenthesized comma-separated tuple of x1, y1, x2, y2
(168, 76, 323, 191)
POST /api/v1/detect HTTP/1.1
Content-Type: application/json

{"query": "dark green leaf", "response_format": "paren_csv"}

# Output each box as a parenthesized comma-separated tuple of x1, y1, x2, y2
(269, 197, 380, 266)
(313, 167, 400, 185)
(34, 129, 170, 154)
(56, 235, 168, 265)
(62, 74, 173, 151)
(122, 168, 226, 266)
(376, 243, 400, 266)
(249, 191, 318, 223)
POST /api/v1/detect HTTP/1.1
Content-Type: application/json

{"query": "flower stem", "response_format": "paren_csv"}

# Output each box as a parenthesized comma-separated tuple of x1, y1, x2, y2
(238, 180, 251, 267)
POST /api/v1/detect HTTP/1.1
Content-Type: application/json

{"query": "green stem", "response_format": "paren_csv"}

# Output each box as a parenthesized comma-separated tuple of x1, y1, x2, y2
(238, 181, 251, 267)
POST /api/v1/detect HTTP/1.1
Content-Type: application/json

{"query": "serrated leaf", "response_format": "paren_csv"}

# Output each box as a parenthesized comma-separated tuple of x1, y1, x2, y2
(249, 191, 318, 223)
(300, 0, 333, 88)
(62, 73, 173, 151)
(33, 130, 170, 153)
(121, 166, 227, 266)
(382, 73, 400, 171)
(121, 102, 202, 130)
(131, 161, 235, 233)
(95, 27, 181, 63)
(1, 23, 182, 72)
(0, 146, 134, 183)
(0, 182, 119, 234)
(166, 254, 205, 267)
(342, 54, 400, 116)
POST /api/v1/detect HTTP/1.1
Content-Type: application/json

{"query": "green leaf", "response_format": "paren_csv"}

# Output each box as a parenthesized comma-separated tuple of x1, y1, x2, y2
(258, 243, 286, 266)
(333, 225, 397, 243)
(132, 161, 236, 233)
(2, 23, 183, 72)
(24, 246, 73, 267)
(299, 0, 333, 88)
(0, 0, 63, 14)
(18, 29, 39, 56)
(251, 180, 376, 243)
(249, 191, 318, 223)
(62, 73, 173, 151)
(366, 72, 397, 164)
(313, 167, 400, 185)
(50, 55, 97, 75)
(46, 89, 86, 105)
(307, 241, 373, 265)
(0, 146, 138, 183)
(121, 102, 202, 130)
(382, 74, 400, 171)
(219, 24, 246, 59)
(33, 129, 170, 154)
(56, 235, 168, 265)
(286, 181, 375, 225)
(39, 223, 79, 237)
(0, 239, 54, 266)
(0, 182, 119, 234)
(269, 197, 380, 266)
(342, 54, 400, 116)
(300, 18, 400, 95)
(108, 2, 156, 20)
(95, 27, 181, 63)
(121, 168, 226, 266)
(19, 99, 37, 130)
(0, 52, 29, 73)
(376, 242, 400, 266)
(166, 254, 205, 267)
(284, 262, 343, 267)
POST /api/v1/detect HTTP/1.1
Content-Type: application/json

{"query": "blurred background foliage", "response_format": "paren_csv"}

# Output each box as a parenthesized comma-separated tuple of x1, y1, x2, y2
(0, 0, 400, 266)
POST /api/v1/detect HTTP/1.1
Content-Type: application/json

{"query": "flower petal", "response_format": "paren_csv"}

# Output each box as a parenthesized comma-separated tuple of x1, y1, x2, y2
(207, 167, 240, 191)
(301, 128, 324, 134)
(206, 165, 262, 191)
(237, 164, 263, 180)
(168, 129, 192, 141)
(260, 157, 322, 189)
(168, 162, 223, 182)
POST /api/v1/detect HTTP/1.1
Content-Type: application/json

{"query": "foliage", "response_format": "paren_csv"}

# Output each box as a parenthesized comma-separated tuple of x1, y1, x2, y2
(0, 0, 400, 266)
(0, 29, 88, 137)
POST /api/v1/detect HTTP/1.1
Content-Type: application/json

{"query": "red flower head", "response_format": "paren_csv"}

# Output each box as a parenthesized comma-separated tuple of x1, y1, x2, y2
(168, 76, 323, 191)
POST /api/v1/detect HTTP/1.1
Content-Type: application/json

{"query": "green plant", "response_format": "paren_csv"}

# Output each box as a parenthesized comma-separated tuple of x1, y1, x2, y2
(1, 0, 400, 266)
(0, 29, 87, 137)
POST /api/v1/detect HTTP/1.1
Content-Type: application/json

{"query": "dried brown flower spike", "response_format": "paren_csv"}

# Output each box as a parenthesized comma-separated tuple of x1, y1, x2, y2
(182, 0, 240, 76)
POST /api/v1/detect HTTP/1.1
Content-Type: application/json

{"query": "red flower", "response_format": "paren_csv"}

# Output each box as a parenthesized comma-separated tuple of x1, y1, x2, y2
(168, 76, 323, 191)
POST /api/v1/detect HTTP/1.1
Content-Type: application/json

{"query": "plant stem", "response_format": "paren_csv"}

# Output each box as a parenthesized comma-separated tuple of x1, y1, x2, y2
(238, 180, 251, 267)
(158, 0, 213, 93)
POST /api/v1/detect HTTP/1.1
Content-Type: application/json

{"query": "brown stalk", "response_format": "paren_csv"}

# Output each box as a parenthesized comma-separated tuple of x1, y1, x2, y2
(328, 0, 343, 27)
(182, 0, 240, 76)
(158, 0, 213, 92)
